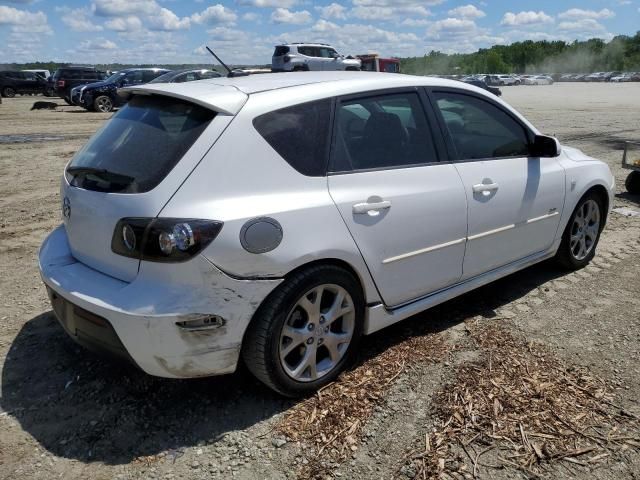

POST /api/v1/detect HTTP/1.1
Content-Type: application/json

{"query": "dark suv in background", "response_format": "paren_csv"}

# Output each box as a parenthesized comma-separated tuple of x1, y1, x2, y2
(52, 67, 108, 104)
(0, 71, 47, 97)
(74, 68, 169, 112)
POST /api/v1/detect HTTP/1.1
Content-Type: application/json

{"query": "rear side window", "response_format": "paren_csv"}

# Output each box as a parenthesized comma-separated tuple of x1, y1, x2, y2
(67, 95, 216, 193)
(253, 99, 331, 177)
(332, 92, 438, 172)
(433, 91, 530, 160)
(274, 46, 290, 56)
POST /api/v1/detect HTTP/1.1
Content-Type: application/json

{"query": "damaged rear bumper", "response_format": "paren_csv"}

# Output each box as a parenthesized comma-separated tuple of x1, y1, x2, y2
(38, 225, 282, 378)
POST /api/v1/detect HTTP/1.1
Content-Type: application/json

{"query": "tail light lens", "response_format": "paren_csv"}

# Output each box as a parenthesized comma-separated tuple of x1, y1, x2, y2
(283, 55, 291, 63)
(112, 218, 223, 262)
(57, 80, 65, 87)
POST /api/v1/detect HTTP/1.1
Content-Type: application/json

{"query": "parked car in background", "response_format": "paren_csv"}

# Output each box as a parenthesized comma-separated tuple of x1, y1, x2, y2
(523, 75, 553, 85)
(149, 69, 221, 84)
(0, 71, 47, 97)
(497, 74, 521, 85)
(585, 72, 606, 82)
(602, 71, 622, 82)
(75, 68, 170, 112)
(356, 54, 400, 73)
(272, 43, 361, 72)
(462, 78, 502, 96)
(610, 73, 632, 82)
(39, 71, 613, 396)
(483, 75, 503, 86)
(52, 67, 108, 104)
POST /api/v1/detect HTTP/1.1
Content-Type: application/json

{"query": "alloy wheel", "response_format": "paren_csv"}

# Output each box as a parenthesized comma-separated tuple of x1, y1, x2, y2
(279, 284, 355, 382)
(96, 97, 113, 113)
(570, 199, 600, 261)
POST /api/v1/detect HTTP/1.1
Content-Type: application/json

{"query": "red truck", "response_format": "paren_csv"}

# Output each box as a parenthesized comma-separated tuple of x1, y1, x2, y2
(357, 54, 400, 73)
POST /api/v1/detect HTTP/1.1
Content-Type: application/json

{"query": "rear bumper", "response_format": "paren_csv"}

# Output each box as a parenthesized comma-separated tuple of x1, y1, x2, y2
(39, 225, 282, 378)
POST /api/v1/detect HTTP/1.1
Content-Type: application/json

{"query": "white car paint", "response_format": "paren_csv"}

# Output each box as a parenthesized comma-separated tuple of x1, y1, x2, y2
(39, 71, 614, 381)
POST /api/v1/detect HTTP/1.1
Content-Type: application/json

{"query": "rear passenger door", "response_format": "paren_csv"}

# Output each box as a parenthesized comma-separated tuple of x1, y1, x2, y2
(328, 89, 468, 307)
(429, 88, 564, 279)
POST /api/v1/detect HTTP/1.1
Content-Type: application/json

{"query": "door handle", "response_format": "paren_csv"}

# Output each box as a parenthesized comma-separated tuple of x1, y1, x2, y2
(353, 200, 391, 215)
(472, 182, 499, 193)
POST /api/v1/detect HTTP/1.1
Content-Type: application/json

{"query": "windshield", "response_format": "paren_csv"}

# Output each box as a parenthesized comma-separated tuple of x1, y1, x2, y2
(67, 95, 216, 193)
(105, 72, 126, 83)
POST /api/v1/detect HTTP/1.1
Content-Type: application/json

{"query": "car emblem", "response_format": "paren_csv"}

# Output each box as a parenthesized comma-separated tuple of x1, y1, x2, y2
(62, 197, 71, 219)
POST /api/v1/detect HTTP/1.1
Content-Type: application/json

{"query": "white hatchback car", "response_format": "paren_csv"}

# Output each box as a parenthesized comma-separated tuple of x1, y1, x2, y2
(39, 72, 614, 396)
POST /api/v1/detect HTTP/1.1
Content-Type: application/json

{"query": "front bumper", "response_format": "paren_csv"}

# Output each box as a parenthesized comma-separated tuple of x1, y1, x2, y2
(39, 225, 282, 378)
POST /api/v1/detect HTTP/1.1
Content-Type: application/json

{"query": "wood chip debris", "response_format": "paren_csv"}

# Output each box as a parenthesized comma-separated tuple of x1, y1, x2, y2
(276, 326, 451, 479)
(397, 321, 640, 479)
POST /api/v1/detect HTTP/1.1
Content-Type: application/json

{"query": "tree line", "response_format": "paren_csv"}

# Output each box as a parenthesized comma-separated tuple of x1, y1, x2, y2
(399, 32, 640, 75)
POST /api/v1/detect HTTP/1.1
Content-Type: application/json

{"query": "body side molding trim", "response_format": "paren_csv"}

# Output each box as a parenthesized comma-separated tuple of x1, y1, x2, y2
(382, 238, 466, 264)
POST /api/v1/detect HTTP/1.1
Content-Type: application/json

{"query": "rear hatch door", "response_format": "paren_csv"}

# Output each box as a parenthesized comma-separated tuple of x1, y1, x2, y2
(62, 86, 246, 282)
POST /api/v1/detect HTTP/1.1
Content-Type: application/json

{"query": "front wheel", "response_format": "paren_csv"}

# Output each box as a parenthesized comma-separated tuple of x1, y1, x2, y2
(2, 87, 16, 98)
(555, 193, 603, 269)
(94, 95, 114, 113)
(626, 171, 640, 194)
(243, 265, 364, 397)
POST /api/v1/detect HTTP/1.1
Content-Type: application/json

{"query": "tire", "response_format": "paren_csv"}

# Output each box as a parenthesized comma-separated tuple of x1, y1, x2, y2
(515, 80, 521, 86)
(94, 95, 114, 113)
(555, 192, 604, 270)
(626, 171, 640, 195)
(292, 65, 308, 72)
(2, 87, 16, 98)
(242, 264, 364, 397)
(345, 67, 360, 71)
(63, 96, 73, 106)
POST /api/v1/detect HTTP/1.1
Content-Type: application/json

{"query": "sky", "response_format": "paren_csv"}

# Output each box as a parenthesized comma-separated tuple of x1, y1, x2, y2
(1, 0, 639, 65)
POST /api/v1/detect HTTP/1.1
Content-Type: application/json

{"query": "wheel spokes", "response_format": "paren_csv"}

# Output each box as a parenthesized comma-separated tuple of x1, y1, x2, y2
(279, 283, 356, 383)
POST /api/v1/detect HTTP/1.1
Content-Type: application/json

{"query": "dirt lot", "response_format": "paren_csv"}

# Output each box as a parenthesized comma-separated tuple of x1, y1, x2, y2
(1, 83, 639, 480)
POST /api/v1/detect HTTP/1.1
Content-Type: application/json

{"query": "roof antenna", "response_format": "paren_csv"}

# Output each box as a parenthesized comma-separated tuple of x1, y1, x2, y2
(206, 45, 248, 78)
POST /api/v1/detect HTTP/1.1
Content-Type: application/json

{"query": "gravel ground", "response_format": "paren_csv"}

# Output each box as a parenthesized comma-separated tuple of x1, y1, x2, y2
(0, 83, 639, 480)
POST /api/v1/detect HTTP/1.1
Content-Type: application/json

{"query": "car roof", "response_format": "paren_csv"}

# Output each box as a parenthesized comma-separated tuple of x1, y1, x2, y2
(122, 71, 525, 120)
(119, 68, 170, 72)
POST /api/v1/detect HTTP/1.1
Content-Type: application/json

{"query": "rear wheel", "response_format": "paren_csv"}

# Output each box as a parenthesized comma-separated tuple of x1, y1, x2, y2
(94, 95, 114, 113)
(555, 193, 603, 269)
(243, 265, 364, 397)
(63, 96, 73, 105)
(2, 87, 16, 98)
(626, 171, 640, 194)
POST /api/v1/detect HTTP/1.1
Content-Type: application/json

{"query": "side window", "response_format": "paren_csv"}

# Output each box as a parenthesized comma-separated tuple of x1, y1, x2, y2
(319, 47, 336, 58)
(253, 99, 332, 177)
(332, 92, 438, 172)
(433, 91, 530, 160)
(122, 71, 144, 85)
(298, 46, 313, 56)
(143, 70, 163, 82)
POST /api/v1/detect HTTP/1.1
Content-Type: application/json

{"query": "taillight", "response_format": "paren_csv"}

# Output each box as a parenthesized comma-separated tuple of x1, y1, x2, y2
(283, 55, 291, 63)
(57, 80, 65, 87)
(111, 218, 223, 262)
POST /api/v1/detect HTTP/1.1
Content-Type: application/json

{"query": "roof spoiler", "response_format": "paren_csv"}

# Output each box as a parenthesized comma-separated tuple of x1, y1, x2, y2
(117, 84, 248, 116)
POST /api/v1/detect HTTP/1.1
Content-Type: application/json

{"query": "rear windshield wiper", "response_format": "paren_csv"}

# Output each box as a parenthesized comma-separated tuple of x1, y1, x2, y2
(66, 166, 135, 186)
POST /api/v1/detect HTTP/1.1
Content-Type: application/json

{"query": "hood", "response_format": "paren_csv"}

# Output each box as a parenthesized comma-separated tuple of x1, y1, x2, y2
(84, 79, 117, 90)
(562, 145, 598, 162)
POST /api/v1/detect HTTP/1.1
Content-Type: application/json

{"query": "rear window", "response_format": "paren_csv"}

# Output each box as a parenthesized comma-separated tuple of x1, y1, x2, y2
(67, 95, 216, 193)
(274, 46, 290, 56)
(253, 99, 331, 177)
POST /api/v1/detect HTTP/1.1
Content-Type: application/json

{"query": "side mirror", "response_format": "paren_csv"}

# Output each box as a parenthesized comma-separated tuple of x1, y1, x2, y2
(530, 135, 560, 157)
